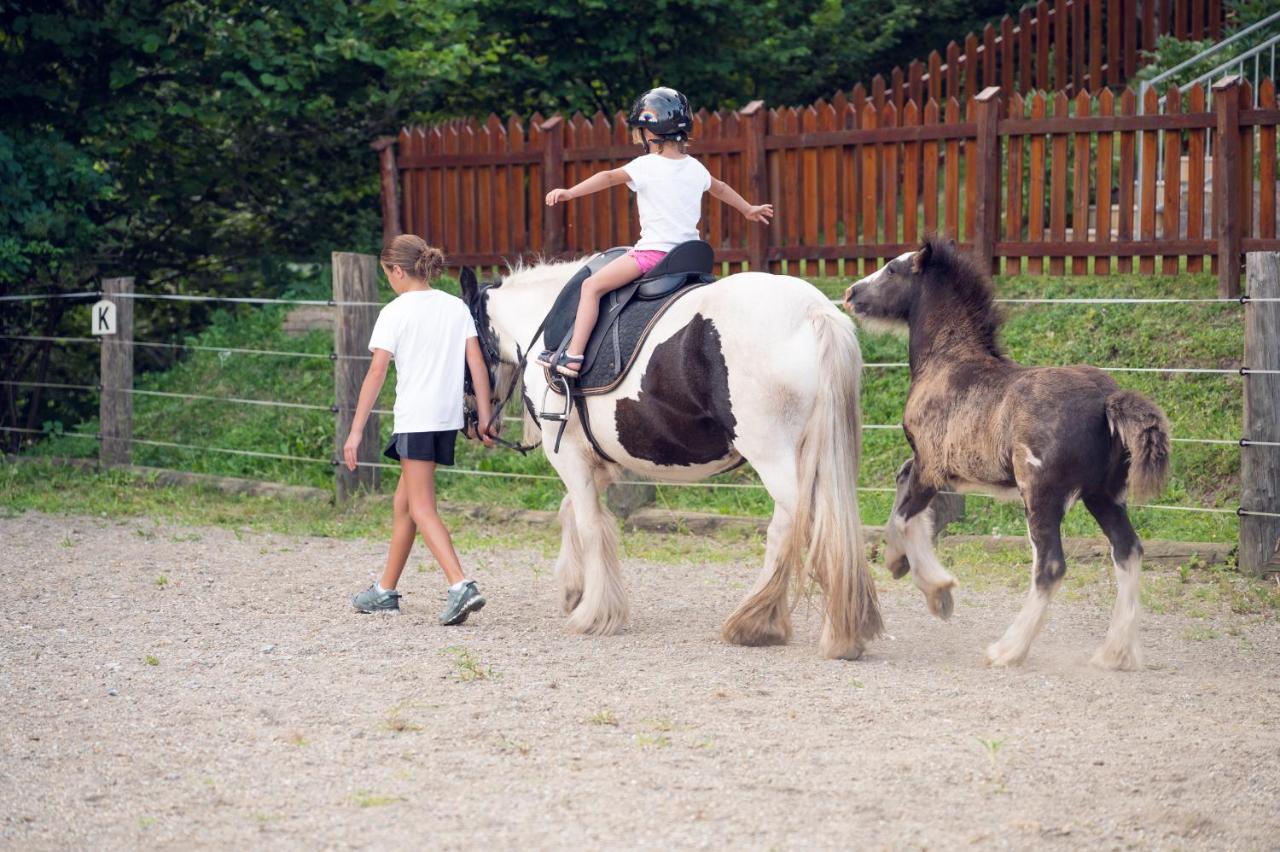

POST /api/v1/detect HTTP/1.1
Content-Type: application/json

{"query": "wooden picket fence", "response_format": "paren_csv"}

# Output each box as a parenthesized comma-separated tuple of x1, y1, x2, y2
(375, 76, 1280, 295)
(865, 0, 1227, 107)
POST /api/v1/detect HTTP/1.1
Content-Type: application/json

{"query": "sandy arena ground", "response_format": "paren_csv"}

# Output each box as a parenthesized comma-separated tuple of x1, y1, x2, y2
(2, 511, 1279, 850)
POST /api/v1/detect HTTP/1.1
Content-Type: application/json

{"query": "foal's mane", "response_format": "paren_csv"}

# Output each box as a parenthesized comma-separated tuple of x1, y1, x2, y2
(920, 237, 1005, 358)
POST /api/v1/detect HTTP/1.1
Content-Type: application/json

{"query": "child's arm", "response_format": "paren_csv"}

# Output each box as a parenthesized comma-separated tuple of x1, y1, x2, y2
(465, 338, 496, 447)
(710, 178, 774, 224)
(545, 168, 631, 206)
(343, 349, 392, 471)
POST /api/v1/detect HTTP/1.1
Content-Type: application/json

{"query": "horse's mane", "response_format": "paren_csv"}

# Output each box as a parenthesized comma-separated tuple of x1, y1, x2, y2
(920, 237, 1005, 358)
(499, 256, 583, 289)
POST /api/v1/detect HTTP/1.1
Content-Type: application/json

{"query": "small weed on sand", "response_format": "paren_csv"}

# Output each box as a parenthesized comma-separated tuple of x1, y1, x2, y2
(143, 655, 159, 666)
(587, 709, 619, 726)
(634, 733, 671, 749)
(495, 735, 531, 755)
(154, 574, 168, 589)
(1182, 625, 1220, 641)
(444, 646, 496, 682)
(382, 705, 423, 733)
(977, 737, 1007, 792)
(353, 791, 399, 808)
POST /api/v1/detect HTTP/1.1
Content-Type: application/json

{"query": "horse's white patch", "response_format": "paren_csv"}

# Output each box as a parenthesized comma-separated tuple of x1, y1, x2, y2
(1021, 445, 1042, 468)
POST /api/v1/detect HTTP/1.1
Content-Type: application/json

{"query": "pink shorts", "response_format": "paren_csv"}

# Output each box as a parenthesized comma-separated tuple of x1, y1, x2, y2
(627, 249, 667, 275)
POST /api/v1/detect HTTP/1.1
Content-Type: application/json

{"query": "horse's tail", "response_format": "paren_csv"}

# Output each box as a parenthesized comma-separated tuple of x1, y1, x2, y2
(791, 302, 883, 659)
(1106, 390, 1171, 502)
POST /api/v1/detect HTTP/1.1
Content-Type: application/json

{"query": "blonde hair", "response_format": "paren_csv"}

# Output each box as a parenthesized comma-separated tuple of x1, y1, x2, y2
(380, 234, 444, 281)
(631, 128, 688, 154)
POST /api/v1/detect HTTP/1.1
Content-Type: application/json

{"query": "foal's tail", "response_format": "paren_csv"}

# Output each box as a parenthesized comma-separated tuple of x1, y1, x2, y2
(1106, 390, 1171, 502)
(791, 303, 883, 659)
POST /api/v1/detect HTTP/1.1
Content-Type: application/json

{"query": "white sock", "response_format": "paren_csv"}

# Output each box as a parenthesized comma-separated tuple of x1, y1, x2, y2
(450, 579, 470, 591)
(376, 581, 392, 594)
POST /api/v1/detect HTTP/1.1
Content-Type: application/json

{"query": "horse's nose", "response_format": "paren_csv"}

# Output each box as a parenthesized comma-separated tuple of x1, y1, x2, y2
(842, 282, 857, 308)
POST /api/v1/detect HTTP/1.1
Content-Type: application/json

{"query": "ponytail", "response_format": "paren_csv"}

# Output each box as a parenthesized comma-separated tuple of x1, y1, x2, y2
(380, 234, 444, 281)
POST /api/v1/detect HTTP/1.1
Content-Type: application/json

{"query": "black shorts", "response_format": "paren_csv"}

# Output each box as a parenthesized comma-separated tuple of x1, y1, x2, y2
(383, 430, 457, 465)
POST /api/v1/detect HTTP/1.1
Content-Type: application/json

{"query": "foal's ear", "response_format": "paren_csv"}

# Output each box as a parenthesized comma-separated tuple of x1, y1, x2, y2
(459, 266, 479, 303)
(912, 242, 933, 273)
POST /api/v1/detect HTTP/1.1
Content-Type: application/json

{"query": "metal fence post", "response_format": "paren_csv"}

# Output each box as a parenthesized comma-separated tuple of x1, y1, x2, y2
(99, 276, 134, 468)
(333, 252, 382, 501)
(1241, 251, 1280, 576)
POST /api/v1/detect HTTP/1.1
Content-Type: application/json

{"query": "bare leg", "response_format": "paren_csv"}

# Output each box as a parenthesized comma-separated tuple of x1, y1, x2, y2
(565, 255, 643, 356)
(377, 475, 418, 590)
(399, 459, 466, 586)
(986, 495, 1067, 667)
(1084, 493, 1144, 670)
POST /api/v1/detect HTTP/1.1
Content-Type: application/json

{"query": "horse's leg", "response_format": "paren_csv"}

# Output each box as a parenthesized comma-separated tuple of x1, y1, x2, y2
(721, 455, 798, 647)
(1083, 492, 1144, 670)
(554, 493, 583, 613)
(986, 493, 1067, 666)
(552, 447, 628, 636)
(887, 458, 957, 619)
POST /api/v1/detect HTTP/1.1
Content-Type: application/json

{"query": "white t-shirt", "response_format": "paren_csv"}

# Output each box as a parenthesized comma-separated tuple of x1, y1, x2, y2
(367, 289, 477, 433)
(622, 154, 712, 252)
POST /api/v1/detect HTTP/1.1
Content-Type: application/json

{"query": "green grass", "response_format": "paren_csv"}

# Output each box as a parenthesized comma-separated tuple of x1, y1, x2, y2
(18, 268, 1242, 543)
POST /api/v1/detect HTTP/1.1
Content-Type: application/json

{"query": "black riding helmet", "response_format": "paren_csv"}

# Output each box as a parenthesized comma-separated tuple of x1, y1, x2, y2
(627, 87, 693, 142)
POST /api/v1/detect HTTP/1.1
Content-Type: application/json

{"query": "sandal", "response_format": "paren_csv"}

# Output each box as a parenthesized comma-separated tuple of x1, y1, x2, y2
(552, 352, 584, 378)
(535, 348, 558, 369)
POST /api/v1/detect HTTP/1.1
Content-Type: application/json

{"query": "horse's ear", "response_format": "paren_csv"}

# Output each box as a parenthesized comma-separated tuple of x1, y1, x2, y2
(459, 266, 479, 303)
(912, 242, 933, 273)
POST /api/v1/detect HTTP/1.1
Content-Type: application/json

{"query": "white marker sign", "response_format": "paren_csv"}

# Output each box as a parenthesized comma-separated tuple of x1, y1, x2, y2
(91, 299, 117, 336)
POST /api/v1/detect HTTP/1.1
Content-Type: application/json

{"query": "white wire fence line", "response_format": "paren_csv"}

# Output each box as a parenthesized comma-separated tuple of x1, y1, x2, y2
(4, 424, 1272, 518)
(3, 379, 1265, 447)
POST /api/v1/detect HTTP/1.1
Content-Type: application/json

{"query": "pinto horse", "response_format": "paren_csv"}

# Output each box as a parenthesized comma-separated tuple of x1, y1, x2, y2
(460, 260, 881, 660)
(844, 239, 1170, 670)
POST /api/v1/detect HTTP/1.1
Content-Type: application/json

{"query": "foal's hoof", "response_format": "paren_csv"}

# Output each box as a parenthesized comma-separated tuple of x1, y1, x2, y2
(561, 588, 583, 614)
(819, 637, 865, 661)
(721, 616, 790, 647)
(886, 552, 911, 580)
(925, 583, 956, 620)
(1090, 643, 1142, 671)
(984, 641, 1028, 668)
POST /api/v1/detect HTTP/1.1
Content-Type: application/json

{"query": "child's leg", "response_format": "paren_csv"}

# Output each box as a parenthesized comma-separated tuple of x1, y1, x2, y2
(377, 474, 417, 591)
(399, 458, 466, 585)
(566, 254, 643, 356)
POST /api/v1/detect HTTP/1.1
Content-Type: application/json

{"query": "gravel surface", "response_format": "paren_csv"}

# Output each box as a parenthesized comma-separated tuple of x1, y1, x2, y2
(2, 512, 1278, 850)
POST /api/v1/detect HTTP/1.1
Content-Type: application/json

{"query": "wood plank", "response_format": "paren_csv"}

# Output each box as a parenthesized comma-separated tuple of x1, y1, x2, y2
(903, 100, 921, 248)
(592, 111, 612, 252)
(1162, 87, 1182, 274)
(909, 61, 925, 104)
(476, 118, 495, 257)
(1049, 92, 1069, 274)
(1028, 92, 1047, 274)
(767, 108, 785, 273)
(923, 99, 941, 242)
(1240, 251, 1280, 575)
(1073, 90, 1091, 274)
(1186, 85, 1207, 272)
(1123, 0, 1137, 79)
(705, 111, 724, 252)
(964, 96, 977, 243)
(1054, 0, 1068, 89)
(1139, 87, 1158, 274)
(1193, 0, 1205, 39)
(1107, 0, 1122, 86)
(982, 25, 997, 89)
(99, 276, 134, 467)
(1242, 81, 1256, 245)
(331, 257, 380, 499)
(1072, 0, 1085, 92)
(489, 116, 508, 257)
(1036, 0, 1051, 90)
(965, 34, 979, 98)
(397, 150, 542, 168)
(946, 42, 960, 101)
(1259, 80, 1277, 241)
(841, 101, 860, 273)
(996, 238, 1214, 255)
(819, 101, 839, 263)
(1006, 93, 1026, 252)
(1095, 88, 1114, 275)
(882, 102, 900, 263)
(528, 115, 545, 253)
(945, 98, 961, 240)
(802, 106, 820, 274)
(506, 117, 525, 260)
(1019, 8, 1034, 93)
(765, 124, 976, 148)
(862, 102, 880, 271)
(428, 129, 445, 251)
(784, 107, 802, 272)
(1089, 0, 1103, 90)
(891, 67, 906, 113)
(443, 126, 460, 254)
(998, 113, 1214, 133)
(1002, 17, 1016, 94)
(1141, 0, 1155, 67)
(1117, 89, 1136, 272)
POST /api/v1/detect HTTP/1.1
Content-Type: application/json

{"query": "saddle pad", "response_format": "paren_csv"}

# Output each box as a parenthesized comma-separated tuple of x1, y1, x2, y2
(544, 280, 711, 395)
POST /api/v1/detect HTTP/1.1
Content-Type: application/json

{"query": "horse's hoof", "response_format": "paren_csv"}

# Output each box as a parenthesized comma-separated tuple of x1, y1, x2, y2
(721, 618, 790, 647)
(926, 585, 955, 620)
(1090, 643, 1142, 671)
(984, 641, 1027, 668)
(561, 588, 583, 614)
(820, 638, 865, 661)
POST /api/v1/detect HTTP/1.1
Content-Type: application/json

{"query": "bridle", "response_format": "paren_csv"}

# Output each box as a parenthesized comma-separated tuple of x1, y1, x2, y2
(464, 280, 548, 455)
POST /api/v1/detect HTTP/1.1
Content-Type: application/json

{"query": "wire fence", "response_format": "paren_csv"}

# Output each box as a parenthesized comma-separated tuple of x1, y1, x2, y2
(3, 283, 1274, 523)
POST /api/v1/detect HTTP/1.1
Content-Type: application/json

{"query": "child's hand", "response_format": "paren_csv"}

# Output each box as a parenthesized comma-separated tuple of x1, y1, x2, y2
(545, 188, 571, 206)
(744, 203, 774, 224)
(343, 434, 361, 471)
(480, 422, 498, 448)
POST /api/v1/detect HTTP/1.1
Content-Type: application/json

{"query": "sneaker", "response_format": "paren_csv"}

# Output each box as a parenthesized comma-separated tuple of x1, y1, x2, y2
(439, 580, 486, 626)
(352, 583, 401, 614)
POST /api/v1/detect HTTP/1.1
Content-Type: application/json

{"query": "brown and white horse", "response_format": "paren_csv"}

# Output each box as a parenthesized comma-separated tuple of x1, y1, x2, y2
(461, 260, 881, 659)
(845, 239, 1170, 669)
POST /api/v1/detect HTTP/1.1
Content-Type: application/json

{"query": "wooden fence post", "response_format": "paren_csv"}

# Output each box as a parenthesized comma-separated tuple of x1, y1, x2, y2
(99, 276, 134, 468)
(541, 116, 566, 258)
(333, 252, 381, 501)
(972, 86, 1002, 274)
(1241, 251, 1280, 576)
(1214, 76, 1243, 299)
(372, 137, 402, 244)
(740, 100, 768, 271)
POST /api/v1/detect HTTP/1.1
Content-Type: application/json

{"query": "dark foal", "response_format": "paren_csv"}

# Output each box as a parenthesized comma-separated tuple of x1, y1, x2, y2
(845, 240, 1170, 669)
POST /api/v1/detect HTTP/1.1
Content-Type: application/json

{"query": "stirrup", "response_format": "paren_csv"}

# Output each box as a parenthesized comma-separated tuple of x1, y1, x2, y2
(540, 374, 572, 422)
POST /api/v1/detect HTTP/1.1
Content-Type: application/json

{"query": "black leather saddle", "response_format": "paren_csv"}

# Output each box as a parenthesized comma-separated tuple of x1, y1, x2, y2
(542, 240, 716, 395)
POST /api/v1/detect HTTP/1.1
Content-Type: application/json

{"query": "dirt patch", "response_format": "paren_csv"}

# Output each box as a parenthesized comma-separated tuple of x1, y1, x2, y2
(2, 512, 1278, 849)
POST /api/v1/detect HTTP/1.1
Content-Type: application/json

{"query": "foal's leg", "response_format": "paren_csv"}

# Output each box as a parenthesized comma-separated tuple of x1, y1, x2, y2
(986, 495, 1067, 667)
(722, 455, 799, 647)
(885, 458, 957, 619)
(1083, 493, 1144, 670)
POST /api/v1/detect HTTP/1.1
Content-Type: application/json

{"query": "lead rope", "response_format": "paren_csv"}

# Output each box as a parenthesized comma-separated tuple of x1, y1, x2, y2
(480, 315, 550, 455)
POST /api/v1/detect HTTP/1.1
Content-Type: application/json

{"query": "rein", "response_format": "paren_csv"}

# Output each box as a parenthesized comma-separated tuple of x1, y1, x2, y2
(469, 289, 548, 455)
